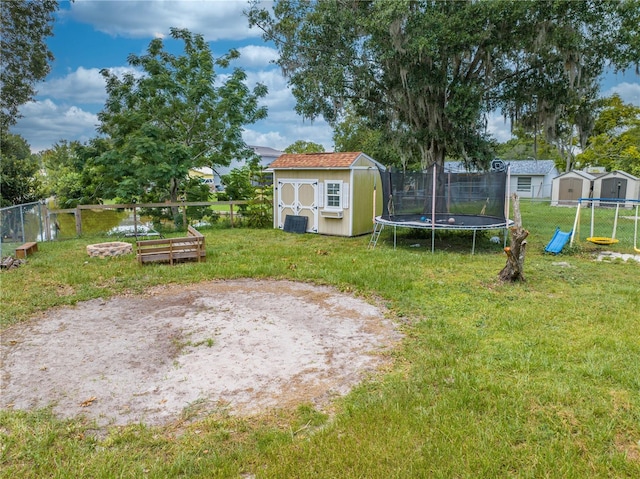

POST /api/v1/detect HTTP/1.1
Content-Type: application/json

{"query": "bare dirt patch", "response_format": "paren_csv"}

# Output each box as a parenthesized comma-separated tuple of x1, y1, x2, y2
(1, 280, 400, 428)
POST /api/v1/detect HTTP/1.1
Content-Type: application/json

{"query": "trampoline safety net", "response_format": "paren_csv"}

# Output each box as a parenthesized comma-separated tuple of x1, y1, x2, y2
(378, 163, 508, 227)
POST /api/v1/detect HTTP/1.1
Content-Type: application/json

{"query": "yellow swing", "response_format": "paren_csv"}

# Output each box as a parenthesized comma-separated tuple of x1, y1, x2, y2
(586, 201, 619, 245)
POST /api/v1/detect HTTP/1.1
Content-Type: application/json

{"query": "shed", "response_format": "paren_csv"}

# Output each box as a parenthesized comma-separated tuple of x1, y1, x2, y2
(592, 170, 640, 206)
(551, 170, 596, 206)
(267, 152, 384, 236)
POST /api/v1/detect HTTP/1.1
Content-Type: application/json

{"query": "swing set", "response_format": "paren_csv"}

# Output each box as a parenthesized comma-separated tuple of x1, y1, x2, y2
(570, 198, 640, 251)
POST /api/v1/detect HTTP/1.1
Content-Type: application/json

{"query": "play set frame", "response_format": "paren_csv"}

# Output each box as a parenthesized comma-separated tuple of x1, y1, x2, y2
(570, 198, 640, 252)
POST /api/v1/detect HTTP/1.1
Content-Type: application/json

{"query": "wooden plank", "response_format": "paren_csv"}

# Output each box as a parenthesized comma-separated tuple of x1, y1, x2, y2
(15, 242, 38, 259)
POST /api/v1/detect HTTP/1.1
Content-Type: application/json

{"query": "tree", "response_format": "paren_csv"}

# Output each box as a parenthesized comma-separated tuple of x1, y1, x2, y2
(0, 133, 43, 206)
(576, 95, 640, 176)
(0, 0, 58, 131)
(248, 0, 639, 171)
(332, 106, 402, 167)
(41, 140, 109, 208)
(284, 140, 325, 154)
(493, 126, 563, 165)
(499, 194, 528, 282)
(218, 163, 273, 228)
(97, 28, 268, 221)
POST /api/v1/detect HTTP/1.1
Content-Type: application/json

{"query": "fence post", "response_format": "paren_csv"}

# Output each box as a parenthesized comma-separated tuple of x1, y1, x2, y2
(42, 203, 51, 241)
(19, 205, 25, 241)
(182, 203, 187, 231)
(131, 204, 137, 238)
(229, 202, 234, 228)
(75, 206, 82, 236)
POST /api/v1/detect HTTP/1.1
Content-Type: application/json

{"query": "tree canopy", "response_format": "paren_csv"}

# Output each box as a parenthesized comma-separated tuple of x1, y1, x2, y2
(493, 127, 563, 165)
(284, 140, 325, 153)
(96, 28, 268, 208)
(249, 0, 640, 170)
(576, 95, 640, 176)
(0, 0, 58, 131)
(0, 133, 43, 207)
(40, 140, 111, 208)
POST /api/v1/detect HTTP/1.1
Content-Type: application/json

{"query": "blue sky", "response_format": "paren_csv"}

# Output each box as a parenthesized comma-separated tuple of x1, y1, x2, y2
(11, 0, 640, 154)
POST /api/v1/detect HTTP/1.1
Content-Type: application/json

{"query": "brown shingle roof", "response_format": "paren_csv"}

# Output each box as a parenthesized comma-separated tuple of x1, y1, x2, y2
(268, 152, 363, 169)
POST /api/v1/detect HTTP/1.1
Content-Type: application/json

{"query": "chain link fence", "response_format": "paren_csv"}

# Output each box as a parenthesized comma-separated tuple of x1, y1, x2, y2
(0, 202, 52, 257)
(1, 200, 251, 258)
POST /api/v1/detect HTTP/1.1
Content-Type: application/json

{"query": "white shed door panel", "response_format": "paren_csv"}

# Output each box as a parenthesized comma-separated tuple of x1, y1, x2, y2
(277, 179, 318, 233)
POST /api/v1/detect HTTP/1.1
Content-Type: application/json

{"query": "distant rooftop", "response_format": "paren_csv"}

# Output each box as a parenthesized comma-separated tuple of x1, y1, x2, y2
(249, 145, 284, 158)
(445, 159, 558, 175)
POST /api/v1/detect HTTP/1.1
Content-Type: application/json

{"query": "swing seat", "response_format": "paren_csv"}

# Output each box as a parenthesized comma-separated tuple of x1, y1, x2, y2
(586, 237, 619, 245)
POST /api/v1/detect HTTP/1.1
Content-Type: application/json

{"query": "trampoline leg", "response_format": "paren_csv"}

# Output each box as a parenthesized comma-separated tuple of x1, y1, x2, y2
(472, 229, 477, 254)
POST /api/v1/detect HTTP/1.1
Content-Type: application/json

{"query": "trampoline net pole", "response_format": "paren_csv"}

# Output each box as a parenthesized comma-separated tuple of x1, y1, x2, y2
(432, 163, 436, 253)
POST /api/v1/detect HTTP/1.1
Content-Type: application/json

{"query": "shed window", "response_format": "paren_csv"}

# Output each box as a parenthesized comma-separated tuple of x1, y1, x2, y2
(326, 181, 342, 208)
(517, 176, 532, 192)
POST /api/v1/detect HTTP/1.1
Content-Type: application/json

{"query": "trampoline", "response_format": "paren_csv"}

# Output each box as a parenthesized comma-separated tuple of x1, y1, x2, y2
(370, 162, 512, 253)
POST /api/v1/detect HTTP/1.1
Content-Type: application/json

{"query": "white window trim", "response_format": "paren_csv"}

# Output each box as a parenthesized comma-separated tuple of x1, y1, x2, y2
(324, 180, 344, 211)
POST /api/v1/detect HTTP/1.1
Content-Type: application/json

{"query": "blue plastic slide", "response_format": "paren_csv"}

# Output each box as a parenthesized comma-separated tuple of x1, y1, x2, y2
(544, 227, 572, 254)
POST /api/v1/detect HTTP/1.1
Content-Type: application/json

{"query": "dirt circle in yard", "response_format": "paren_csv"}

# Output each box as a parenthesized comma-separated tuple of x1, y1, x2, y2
(0, 280, 400, 428)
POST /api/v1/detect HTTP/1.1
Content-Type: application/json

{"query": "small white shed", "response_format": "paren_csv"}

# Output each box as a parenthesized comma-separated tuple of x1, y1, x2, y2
(551, 170, 596, 206)
(592, 170, 639, 206)
(267, 152, 384, 237)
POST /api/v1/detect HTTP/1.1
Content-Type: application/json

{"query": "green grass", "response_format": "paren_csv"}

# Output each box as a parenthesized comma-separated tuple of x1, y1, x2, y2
(1, 203, 639, 478)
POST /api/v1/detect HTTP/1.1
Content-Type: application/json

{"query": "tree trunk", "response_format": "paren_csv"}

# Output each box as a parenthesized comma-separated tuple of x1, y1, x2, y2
(169, 177, 180, 222)
(499, 194, 528, 282)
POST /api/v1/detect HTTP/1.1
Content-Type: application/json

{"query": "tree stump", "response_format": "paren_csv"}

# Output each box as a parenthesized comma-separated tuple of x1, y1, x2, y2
(499, 193, 528, 282)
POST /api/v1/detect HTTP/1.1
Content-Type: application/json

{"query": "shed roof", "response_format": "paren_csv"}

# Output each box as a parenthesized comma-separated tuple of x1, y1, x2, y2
(269, 152, 367, 169)
(594, 170, 638, 181)
(553, 170, 596, 181)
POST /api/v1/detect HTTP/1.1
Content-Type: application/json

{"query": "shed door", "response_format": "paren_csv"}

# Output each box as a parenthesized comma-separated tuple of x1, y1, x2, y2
(559, 178, 582, 204)
(601, 178, 627, 201)
(276, 179, 318, 233)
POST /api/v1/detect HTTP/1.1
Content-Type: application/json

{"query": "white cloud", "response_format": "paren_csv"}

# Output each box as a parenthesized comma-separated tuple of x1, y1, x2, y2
(242, 129, 287, 150)
(246, 115, 334, 152)
(603, 81, 640, 106)
(36, 66, 144, 105)
(13, 100, 99, 152)
(236, 45, 279, 68)
(485, 113, 513, 143)
(64, 0, 259, 41)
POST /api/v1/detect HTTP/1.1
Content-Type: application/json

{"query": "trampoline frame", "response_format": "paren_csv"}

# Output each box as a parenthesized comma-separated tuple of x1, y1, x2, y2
(373, 215, 513, 254)
(372, 163, 513, 254)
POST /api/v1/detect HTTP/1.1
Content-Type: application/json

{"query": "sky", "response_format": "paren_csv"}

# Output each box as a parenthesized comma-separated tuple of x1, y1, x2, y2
(11, 0, 640, 154)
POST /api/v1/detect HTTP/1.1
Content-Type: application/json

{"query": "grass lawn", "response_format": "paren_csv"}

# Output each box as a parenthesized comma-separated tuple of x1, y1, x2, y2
(1, 201, 639, 478)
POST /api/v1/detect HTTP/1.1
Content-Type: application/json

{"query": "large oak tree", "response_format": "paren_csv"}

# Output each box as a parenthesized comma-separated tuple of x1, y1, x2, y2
(248, 0, 640, 170)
